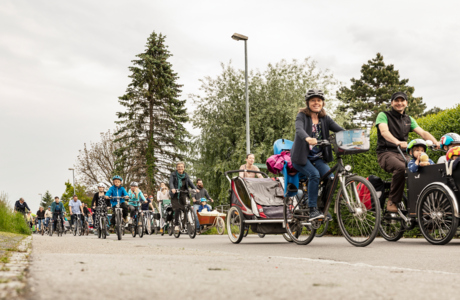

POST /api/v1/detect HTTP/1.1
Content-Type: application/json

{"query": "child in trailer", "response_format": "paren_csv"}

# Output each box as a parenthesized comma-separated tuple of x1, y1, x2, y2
(407, 139, 434, 173)
(446, 146, 460, 170)
(197, 198, 212, 213)
(438, 133, 460, 164)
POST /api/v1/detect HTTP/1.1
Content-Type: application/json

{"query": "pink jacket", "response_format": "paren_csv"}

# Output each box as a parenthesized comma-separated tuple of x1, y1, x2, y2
(266, 151, 297, 175)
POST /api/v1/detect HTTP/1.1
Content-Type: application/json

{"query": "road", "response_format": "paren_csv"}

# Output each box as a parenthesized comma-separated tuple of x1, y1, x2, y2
(27, 233, 460, 300)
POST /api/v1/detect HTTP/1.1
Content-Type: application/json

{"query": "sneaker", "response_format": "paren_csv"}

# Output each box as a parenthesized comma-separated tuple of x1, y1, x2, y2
(386, 200, 398, 213)
(309, 207, 324, 220)
(174, 226, 180, 232)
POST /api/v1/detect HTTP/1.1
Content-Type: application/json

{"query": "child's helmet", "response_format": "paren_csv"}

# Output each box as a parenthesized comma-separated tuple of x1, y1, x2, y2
(200, 198, 207, 202)
(440, 133, 460, 149)
(130, 182, 138, 187)
(406, 139, 427, 159)
(112, 175, 123, 181)
(97, 182, 105, 188)
(446, 146, 460, 161)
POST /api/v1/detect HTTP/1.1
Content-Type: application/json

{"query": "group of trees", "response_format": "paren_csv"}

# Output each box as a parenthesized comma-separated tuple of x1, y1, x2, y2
(68, 30, 443, 205)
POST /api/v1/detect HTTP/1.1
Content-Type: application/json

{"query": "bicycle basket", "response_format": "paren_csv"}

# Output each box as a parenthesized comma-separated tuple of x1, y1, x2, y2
(332, 129, 370, 155)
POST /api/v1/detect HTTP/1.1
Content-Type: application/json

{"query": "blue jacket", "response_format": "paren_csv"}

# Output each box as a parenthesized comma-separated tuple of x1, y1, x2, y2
(105, 186, 128, 207)
(197, 204, 212, 213)
(408, 158, 434, 173)
(128, 190, 146, 207)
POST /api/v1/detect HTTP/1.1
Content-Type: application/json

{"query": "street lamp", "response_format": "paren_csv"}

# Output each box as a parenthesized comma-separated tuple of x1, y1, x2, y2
(38, 193, 42, 206)
(68, 168, 75, 196)
(231, 33, 250, 155)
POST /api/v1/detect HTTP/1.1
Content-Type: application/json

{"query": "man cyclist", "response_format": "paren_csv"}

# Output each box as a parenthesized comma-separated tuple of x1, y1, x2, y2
(376, 91, 439, 212)
(193, 179, 213, 233)
(14, 198, 30, 215)
(69, 195, 85, 230)
(50, 197, 65, 232)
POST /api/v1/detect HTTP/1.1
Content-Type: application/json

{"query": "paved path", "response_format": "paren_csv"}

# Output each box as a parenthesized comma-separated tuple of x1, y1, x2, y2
(28, 234, 460, 299)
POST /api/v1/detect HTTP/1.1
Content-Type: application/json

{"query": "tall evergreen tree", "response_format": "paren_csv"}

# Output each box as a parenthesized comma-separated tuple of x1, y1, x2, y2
(336, 53, 426, 128)
(115, 31, 189, 193)
(39, 190, 53, 208)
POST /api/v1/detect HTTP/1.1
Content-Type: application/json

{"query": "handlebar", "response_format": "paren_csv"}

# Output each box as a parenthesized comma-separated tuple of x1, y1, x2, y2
(315, 140, 331, 147)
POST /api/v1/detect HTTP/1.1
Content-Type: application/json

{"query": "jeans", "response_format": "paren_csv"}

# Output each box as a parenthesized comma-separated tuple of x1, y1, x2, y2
(37, 219, 44, 231)
(293, 158, 333, 208)
(193, 204, 201, 229)
(44, 217, 50, 228)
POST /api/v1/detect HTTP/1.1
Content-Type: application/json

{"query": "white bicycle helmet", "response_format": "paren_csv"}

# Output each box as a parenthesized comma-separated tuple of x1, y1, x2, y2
(130, 181, 139, 187)
(97, 182, 105, 188)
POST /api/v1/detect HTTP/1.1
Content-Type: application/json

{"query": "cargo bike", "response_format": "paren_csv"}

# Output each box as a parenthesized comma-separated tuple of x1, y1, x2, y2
(226, 129, 381, 247)
(197, 211, 226, 235)
(378, 143, 460, 245)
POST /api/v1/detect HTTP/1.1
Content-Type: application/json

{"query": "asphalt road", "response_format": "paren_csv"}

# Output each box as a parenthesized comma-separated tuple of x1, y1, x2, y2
(27, 233, 460, 300)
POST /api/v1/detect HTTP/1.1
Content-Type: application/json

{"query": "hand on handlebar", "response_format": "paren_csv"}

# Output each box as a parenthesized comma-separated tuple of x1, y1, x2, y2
(105, 196, 109, 199)
(398, 142, 408, 149)
(306, 137, 317, 146)
(172, 189, 177, 194)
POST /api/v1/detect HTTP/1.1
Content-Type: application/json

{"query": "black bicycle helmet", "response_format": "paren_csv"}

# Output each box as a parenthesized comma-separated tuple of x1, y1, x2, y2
(305, 89, 325, 101)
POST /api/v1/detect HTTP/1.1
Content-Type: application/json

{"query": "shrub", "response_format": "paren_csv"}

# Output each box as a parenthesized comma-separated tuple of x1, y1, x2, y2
(0, 192, 31, 235)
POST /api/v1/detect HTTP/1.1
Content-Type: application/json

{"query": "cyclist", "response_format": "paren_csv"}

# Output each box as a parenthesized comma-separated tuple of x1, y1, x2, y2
(44, 206, 52, 229)
(50, 197, 65, 232)
(197, 198, 212, 212)
(92, 183, 110, 236)
(193, 179, 213, 232)
(14, 198, 30, 215)
(36, 206, 46, 232)
(69, 195, 85, 231)
(438, 133, 460, 164)
(169, 162, 199, 233)
(127, 182, 146, 225)
(105, 175, 129, 227)
(291, 89, 344, 220)
(375, 92, 439, 212)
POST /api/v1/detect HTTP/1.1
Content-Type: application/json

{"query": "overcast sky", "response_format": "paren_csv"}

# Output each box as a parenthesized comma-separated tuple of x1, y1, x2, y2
(2, 0, 459, 211)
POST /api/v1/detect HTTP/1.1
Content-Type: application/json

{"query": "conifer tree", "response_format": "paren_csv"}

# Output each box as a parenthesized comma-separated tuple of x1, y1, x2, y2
(115, 31, 188, 193)
(39, 190, 53, 208)
(336, 53, 426, 128)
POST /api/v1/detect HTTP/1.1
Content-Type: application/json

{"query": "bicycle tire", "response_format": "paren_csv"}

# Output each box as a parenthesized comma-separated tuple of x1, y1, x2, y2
(216, 217, 225, 235)
(116, 211, 122, 240)
(283, 196, 316, 245)
(336, 175, 381, 247)
(174, 216, 181, 238)
(131, 220, 137, 238)
(138, 214, 144, 238)
(282, 233, 293, 242)
(73, 219, 77, 236)
(379, 197, 405, 242)
(315, 216, 330, 238)
(101, 217, 107, 239)
(145, 214, 152, 235)
(187, 208, 197, 239)
(168, 220, 174, 236)
(258, 233, 265, 238)
(227, 206, 244, 244)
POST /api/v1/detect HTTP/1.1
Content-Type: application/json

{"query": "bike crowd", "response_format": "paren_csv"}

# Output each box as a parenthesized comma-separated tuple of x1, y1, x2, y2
(13, 90, 460, 245)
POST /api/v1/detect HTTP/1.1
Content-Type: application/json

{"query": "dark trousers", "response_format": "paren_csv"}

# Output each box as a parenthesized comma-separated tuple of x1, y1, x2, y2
(172, 192, 188, 226)
(110, 202, 129, 226)
(378, 151, 409, 204)
(52, 213, 64, 231)
(71, 214, 83, 228)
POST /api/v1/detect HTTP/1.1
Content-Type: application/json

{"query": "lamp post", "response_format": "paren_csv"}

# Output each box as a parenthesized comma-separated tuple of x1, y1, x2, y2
(38, 193, 42, 207)
(68, 168, 75, 196)
(231, 33, 250, 155)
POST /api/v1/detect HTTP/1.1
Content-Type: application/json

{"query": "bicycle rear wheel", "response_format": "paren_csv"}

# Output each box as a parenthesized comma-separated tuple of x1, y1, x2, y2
(283, 196, 316, 245)
(138, 214, 144, 238)
(187, 209, 197, 239)
(336, 175, 381, 247)
(216, 217, 225, 235)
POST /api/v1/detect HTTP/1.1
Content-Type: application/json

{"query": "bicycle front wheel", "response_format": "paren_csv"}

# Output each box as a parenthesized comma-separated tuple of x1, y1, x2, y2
(138, 214, 144, 238)
(116, 212, 122, 240)
(187, 209, 196, 239)
(283, 196, 316, 245)
(336, 175, 381, 247)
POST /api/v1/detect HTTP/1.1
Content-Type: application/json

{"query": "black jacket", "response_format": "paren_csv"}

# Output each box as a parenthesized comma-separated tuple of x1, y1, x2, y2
(291, 112, 344, 165)
(36, 210, 46, 219)
(91, 192, 110, 208)
(15, 200, 30, 213)
(169, 171, 196, 196)
(376, 108, 413, 154)
(194, 188, 211, 204)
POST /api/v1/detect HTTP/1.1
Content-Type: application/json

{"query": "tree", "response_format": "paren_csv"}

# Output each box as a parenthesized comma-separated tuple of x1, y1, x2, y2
(421, 106, 443, 117)
(336, 53, 426, 128)
(39, 190, 53, 208)
(190, 59, 339, 204)
(115, 31, 189, 194)
(75, 130, 137, 191)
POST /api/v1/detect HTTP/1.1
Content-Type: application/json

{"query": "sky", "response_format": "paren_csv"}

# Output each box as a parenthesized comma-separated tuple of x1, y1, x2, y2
(1, 0, 460, 211)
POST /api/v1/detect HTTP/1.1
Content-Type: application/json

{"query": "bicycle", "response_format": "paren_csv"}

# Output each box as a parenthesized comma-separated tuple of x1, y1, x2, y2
(283, 134, 381, 247)
(50, 213, 64, 237)
(142, 210, 153, 235)
(83, 216, 90, 236)
(172, 193, 197, 239)
(95, 207, 108, 239)
(128, 201, 144, 238)
(110, 196, 127, 240)
(71, 214, 83, 236)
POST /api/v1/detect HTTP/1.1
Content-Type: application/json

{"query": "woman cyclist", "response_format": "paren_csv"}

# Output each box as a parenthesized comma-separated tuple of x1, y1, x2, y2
(127, 182, 146, 224)
(92, 183, 110, 236)
(169, 162, 199, 233)
(291, 89, 344, 220)
(36, 206, 46, 233)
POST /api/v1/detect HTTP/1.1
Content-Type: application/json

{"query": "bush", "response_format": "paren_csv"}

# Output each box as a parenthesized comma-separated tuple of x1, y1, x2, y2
(0, 192, 31, 235)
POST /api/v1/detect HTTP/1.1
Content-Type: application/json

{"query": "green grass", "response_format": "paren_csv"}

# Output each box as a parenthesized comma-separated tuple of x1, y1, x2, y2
(0, 202, 31, 235)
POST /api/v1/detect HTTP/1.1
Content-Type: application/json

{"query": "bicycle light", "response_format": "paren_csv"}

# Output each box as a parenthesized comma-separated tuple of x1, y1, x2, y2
(345, 165, 352, 172)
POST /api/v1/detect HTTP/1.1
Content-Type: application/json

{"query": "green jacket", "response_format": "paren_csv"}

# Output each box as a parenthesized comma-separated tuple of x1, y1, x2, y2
(50, 201, 65, 213)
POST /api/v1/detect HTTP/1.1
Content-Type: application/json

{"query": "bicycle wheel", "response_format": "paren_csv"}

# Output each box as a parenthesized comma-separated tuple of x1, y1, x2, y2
(49, 223, 54, 236)
(379, 197, 404, 242)
(73, 219, 77, 236)
(243, 227, 249, 237)
(116, 212, 122, 240)
(258, 233, 265, 238)
(282, 233, 293, 242)
(216, 217, 225, 235)
(101, 217, 107, 239)
(283, 196, 316, 245)
(168, 220, 174, 236)
(131, 219, 137, 238)
(173, 222, 181, 238)
(77, 219, 82, 236)
(187, 209, 197, 239)
(336, 175, 381, 247)
(138, 214, 144, 238)
(227, 206, 244, 244)
(315, 214, 331, 237)
(145, 215, 152, 235)
(417, 185, 459, 245)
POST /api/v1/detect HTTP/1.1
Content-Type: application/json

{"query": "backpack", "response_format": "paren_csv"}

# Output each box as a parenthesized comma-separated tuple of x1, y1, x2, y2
(357, 175, 386, 210)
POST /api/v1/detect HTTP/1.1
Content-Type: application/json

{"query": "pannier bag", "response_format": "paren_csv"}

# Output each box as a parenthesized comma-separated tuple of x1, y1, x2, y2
(333, 129, 370, 155)
(356, 175, 386, 210)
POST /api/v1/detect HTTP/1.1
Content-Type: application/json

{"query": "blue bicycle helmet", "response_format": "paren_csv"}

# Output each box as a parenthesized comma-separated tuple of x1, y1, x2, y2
(112, 175, 123, 181)
(200, 198, 207, 202)
(440, 133, 460, 149)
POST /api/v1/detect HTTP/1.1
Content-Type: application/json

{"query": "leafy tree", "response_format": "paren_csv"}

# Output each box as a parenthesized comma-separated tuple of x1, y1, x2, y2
(61, 181, 92, 214)
(115, 31, 189, 194)
(190, 59, 339, 204)
(39, 190, 53, 208)
(421, 106, 443, 117)
(336, 53, 426, 128)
